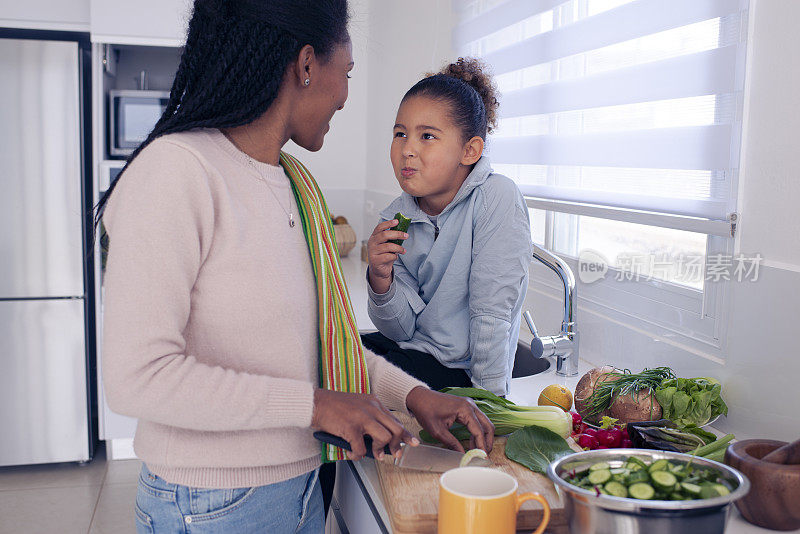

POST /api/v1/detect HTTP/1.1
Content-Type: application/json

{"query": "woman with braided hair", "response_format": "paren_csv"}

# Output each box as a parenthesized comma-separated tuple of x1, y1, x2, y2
(97, 1, 493, 532)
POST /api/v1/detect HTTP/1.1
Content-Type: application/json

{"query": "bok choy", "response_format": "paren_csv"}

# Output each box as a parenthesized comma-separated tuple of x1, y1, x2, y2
(419, 387, 572, 443)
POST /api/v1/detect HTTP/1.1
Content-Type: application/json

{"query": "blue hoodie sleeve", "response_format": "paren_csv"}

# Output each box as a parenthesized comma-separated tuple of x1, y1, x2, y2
(468, 176, 532, 395)
(367, 260, 426, 341)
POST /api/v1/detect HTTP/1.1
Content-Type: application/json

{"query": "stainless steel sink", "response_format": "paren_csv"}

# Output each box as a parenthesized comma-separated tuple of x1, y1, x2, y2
(511, 339, 551, 378)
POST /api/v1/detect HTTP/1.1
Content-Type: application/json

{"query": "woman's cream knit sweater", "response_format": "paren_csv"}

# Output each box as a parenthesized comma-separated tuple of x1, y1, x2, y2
(102, 129, 426, 488)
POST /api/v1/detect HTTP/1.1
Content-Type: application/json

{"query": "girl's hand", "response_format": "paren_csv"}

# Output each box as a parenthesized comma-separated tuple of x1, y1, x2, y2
(311, 389, 417, 461)
(367, 219, 407, 294)
(405, 387, 495, 453)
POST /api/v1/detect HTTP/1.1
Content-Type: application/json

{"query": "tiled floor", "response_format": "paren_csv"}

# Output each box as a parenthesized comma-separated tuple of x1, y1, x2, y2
(0, 444, 142, 534)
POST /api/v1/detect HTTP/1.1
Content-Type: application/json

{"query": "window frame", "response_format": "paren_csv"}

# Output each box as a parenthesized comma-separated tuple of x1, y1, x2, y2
(529, 206, 733, 351)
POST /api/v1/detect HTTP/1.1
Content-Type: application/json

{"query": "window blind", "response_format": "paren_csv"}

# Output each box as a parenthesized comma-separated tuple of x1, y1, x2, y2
(454, 0, 749, 235)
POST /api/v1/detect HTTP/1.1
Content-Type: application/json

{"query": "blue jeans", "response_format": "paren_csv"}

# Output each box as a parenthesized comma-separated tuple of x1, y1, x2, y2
(135, 464, 324, 533)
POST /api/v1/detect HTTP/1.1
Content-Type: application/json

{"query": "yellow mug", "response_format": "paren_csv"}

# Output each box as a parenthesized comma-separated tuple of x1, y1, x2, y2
(438, 466, 550, 534)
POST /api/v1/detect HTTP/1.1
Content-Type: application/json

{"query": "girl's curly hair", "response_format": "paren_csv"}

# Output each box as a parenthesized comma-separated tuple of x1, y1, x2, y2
(405, 57, 499, 141)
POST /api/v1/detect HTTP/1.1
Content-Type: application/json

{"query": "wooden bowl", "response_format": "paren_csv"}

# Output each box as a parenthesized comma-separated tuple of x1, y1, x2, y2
(726, 439, 800, 530)
(333, 223, 356, 257)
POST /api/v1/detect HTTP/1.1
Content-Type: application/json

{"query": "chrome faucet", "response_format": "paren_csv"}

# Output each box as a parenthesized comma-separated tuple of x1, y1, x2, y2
(523, 244, 579, 376)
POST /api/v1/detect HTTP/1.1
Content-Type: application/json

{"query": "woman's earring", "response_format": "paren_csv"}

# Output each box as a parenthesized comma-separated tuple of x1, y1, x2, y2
(304, 78, 310, 86)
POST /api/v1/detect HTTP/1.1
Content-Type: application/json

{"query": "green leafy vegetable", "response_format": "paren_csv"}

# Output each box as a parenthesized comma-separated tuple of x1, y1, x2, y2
(598, 416, 620, 429)
(655, 378, 728, 427)
(627, 420, 714, 453)
(419, 387, 572, 443)
(690, 433, 735, 460)
(505, 425, 575, 474)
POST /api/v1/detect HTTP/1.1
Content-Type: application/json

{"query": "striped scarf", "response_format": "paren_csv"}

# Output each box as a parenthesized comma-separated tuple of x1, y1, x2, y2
(279, 151, 371, 462)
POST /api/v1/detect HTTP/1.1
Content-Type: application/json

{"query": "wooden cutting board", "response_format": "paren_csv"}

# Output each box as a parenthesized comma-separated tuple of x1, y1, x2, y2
(375, 412, 578, 533)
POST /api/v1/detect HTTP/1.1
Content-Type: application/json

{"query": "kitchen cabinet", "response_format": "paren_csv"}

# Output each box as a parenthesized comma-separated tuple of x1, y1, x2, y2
(331, 461, 389, 534)
(0, 0, 89, 31)
(90, 0, 191, 46)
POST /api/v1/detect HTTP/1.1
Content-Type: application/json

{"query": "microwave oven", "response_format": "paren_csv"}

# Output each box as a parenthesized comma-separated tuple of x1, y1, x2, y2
(108, 90, 169, 156)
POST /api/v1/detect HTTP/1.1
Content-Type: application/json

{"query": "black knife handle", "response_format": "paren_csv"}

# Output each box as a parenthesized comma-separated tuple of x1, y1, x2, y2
(313, 431, 392, 458)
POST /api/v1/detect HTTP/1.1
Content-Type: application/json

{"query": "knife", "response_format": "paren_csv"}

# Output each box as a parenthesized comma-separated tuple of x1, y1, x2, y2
(313, 431, 492, 472)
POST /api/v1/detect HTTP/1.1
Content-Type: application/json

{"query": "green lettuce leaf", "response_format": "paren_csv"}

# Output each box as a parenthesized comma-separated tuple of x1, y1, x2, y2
(655, 386, 677, 413)
(655, 377, 727, 427)
(505, 425, 574, 474)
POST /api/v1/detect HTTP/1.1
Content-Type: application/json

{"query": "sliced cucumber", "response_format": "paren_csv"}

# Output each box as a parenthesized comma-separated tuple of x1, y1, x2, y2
(627, 470, 650, 485)
(651, 471, 678, 490)
(588, 469, 612, 485)
(389, 212, 412, 245)
(604, 481, 628, 498)
(699, 485, 722, 499)
(648, 459, 670, 473)
(712, 484, 730, 496)
(629, 483, 655, 500)
(681, 482, 702, 495)
(564, 456, 730, 503)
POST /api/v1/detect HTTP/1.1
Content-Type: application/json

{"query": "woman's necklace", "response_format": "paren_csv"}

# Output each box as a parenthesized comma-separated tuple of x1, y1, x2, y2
(240, 129, 296, 228)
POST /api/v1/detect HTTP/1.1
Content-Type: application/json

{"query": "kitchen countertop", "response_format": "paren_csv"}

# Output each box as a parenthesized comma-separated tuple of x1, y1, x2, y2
(338, 253, 796, 534)
(347, 358, 787, 533)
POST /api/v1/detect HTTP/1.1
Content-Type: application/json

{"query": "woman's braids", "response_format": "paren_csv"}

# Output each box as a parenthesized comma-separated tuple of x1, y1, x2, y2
(404, 57, 499, 142)
(94, 0, 349, 231)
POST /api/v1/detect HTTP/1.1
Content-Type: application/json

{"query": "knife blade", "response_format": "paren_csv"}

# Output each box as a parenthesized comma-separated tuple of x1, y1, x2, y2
(313, 431, 492, 472)
(394, 442, 492, 472)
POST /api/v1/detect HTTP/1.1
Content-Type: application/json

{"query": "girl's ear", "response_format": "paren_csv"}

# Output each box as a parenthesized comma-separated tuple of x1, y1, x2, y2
(461, 136, 484, 166)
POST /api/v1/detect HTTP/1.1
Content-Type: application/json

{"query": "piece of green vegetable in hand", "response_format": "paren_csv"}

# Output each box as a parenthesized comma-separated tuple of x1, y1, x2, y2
(505, 425, 575, 474)
(389, 212, 412, 245)
(419, 387, 572, 443)
(655, 377, 728, 427)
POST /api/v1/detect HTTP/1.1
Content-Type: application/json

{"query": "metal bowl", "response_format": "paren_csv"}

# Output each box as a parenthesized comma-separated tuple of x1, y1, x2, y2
(547, 449, 750, 534)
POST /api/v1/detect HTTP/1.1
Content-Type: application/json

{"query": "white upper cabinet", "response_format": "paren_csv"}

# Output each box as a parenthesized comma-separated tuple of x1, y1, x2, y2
(0, 0, 90, 31)
(90, 0, 191, 46)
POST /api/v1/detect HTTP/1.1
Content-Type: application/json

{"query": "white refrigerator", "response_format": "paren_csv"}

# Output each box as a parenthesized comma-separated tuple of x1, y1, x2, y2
(0, 31, 95, 465)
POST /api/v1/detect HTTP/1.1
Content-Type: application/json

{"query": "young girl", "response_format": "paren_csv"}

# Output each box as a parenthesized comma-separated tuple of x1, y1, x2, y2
(364, 58, 532, 397)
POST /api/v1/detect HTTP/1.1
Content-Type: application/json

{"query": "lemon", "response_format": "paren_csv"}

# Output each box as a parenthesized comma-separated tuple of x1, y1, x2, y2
(538, 384, 573, 412)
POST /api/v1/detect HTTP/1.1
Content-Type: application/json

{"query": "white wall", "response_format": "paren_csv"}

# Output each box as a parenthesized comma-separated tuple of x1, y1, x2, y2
(362, 0, 454, 236)
(524, 0, 800, 442)
(736, 0, 800, 268)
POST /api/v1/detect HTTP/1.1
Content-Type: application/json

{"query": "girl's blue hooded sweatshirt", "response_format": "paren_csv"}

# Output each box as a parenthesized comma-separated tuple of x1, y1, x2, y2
(367, 157, 532, 395)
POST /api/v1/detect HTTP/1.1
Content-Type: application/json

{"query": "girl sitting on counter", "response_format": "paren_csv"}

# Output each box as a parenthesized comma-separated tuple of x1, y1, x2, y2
(364, 57, 532, 397)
